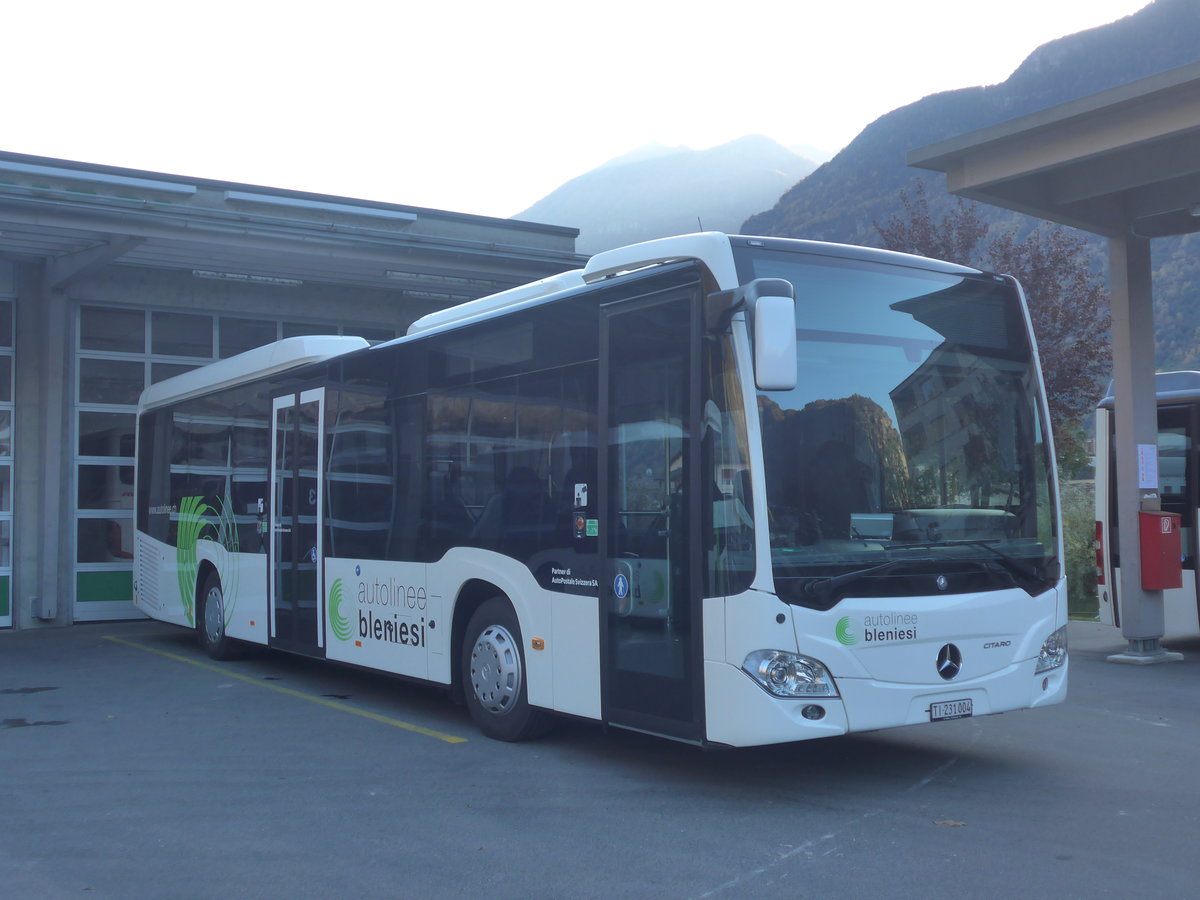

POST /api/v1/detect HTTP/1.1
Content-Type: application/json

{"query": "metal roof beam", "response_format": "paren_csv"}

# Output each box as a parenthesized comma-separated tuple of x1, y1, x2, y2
(44, 235, 145, 291)
(0, 189, 580, 268)
(1049, 129, 1200, 206)
(0, 197, 581, 280)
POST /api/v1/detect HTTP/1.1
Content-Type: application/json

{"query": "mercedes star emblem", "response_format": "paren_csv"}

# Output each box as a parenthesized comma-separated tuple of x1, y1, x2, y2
(936, 643, 963, 680)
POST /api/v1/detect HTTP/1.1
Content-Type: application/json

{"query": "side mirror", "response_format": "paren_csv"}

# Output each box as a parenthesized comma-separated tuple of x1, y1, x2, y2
(707, 278, 797, 391)
(753, 294, 797, 390)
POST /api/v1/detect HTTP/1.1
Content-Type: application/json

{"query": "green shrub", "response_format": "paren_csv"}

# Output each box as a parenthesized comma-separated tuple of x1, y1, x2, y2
(1060, 479, 1098, 618)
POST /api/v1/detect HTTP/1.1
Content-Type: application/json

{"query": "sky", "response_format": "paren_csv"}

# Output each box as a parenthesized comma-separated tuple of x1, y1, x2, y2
(5, 0, 1154, 220)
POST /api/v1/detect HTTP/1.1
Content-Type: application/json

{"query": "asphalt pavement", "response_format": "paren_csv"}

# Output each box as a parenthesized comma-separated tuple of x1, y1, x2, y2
(1, 618, 1196, 899)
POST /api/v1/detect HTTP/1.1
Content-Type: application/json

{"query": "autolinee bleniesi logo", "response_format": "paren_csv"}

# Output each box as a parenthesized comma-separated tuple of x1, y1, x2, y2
(350, 569, 429, 648)
(837, 614, 921, 644)
(328, 578, 352, 641)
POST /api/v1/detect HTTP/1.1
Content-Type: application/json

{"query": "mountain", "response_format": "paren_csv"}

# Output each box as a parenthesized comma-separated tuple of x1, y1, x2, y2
(515, 136, 819, 254)
(741, 0, 1200, 369)
(745, 0, 1200, 243)
(593, 143, 690, 169)
(788, 143, 834, 165)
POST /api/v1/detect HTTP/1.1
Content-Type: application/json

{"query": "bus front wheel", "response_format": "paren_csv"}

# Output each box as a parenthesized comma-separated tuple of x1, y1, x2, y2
(461, 597, 552, 741)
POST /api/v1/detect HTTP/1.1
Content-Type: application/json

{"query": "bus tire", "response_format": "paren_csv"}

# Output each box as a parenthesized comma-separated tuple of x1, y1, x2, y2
(197, 570, 245, 661)
(462, 596, 552, 741)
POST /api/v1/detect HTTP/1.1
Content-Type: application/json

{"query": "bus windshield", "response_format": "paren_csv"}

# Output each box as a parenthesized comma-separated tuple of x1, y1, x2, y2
(739, 246, 1059, 608)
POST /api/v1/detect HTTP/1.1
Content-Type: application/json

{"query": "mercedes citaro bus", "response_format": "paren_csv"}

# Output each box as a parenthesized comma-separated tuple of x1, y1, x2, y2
(134, 233, 1067, 746)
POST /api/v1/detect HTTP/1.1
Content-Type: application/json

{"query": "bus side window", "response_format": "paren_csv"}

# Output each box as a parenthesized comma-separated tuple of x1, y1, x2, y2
(424, 462, 474, 556)
(324, 389, 398, 561)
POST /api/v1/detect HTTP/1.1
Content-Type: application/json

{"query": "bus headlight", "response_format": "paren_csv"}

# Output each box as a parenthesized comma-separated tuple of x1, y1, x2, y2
(742, 650, 839, 698)
(1035, 625, 1068, 673)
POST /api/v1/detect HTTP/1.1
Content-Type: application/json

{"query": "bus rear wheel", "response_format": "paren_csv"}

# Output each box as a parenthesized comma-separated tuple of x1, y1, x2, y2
(197, 570, 245, 661)
(462, 597, 552, 741)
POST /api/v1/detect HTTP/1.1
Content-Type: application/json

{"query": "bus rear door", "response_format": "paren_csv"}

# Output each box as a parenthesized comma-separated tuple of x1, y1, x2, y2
(269, 388, 327, 656)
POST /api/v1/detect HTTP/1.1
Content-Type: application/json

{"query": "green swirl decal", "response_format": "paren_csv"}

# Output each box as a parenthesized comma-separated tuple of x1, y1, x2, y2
(176, 494, 241, 628)
(328, 578, 352, 641)
(176, 496, 212, 626)
(835, 616, 858, 646)
(212, 494, 240, 626)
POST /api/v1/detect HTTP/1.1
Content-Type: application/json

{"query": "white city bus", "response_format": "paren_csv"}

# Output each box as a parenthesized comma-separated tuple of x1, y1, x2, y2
(134, 233, 1067, 747)
(1095, 372, 1200, 636)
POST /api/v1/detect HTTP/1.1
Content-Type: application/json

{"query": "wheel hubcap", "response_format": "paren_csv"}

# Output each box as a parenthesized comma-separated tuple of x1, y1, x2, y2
(204, 587, 224, 644)
(469, 624, 521, 715)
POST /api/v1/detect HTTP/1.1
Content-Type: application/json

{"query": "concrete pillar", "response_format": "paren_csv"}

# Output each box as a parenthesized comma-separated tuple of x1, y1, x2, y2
(12, 263, 72, 628)
(1107, 234, 1182, 663)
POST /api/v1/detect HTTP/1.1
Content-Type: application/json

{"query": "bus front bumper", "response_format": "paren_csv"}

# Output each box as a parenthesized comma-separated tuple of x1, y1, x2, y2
(703, 657, 1066, 747)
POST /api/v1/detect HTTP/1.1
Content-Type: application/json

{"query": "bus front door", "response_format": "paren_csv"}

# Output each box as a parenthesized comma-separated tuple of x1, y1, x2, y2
(269, 388, 327, 656)
(600, 288, 704, 743)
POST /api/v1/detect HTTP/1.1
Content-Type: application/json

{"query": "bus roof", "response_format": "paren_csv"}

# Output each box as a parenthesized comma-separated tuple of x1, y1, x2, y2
(581, 232, 741, 288)
(407, 269, 586, 335)
(1098, 371, 1200, 408)
(406, 233, 747, 336)
(137, 334, 369, 413)
(404, 232, 990, 340)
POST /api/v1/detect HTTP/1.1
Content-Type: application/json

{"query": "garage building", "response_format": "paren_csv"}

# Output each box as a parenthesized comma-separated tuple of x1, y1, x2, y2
(0, 150, 582, 629)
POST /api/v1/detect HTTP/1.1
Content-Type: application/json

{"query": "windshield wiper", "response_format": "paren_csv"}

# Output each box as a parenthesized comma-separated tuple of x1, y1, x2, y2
(885, 539, 1041, 584)
(799, 557, 934, 606)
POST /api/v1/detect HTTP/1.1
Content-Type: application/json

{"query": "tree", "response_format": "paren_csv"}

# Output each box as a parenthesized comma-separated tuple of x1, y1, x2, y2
(875, 181, 989, 265)
(988, 227, 1111, 470)
(876, 189, 1112, 471)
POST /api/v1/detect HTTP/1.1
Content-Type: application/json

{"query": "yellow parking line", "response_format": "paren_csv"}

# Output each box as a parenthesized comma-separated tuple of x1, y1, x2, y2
(104, 635, 468, 744)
